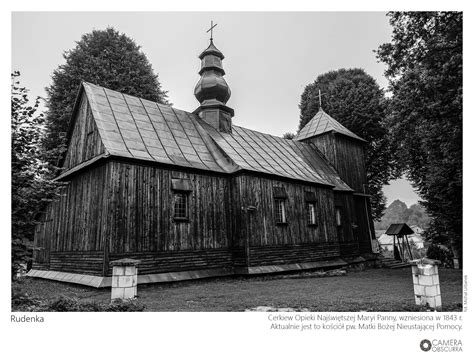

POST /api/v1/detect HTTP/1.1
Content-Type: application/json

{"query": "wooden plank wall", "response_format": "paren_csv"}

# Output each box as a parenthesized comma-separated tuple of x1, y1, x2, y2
(33, 158, 368, 276)
(108, 249, 233, 275)
(307, 133, 367, 193)
(105, 160, 232, 254)
(309, 133, 336, 169)
(62, 94, 106, 171)
(354, 196, 375, 254)
(248, 243, 340, 266)
(334, 192, 356, 243)
(32, 164, 109, 271)
(333, 135, 367, 192)
(32, 212, 51, 270)
(50, 251, 104, 275)
(233, 174, 337, 247)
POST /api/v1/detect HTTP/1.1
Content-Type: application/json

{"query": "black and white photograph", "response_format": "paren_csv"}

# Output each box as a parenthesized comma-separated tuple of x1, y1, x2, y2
(5, 3, 469, 356)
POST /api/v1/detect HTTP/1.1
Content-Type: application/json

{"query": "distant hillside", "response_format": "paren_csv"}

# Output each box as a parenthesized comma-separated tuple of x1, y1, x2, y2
(374, 199, 431, 231)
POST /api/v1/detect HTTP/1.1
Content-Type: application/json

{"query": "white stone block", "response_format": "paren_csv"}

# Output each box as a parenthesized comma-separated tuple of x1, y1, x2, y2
(122, 287, 136, 299)
(418, 275, 433, 286)
(424, 296, 436, 308)
(125, 266, 136, 276)
(118, 275, 133, 287)
(111, 288, 125, 300)
(432, 274, 440, 285)
(434, 295, 442, 308)
(412, 274, 419, 285)
(422, 265, 436, 276)
(415, 295, 422, 305)
(111, 276, 120, 288)
(414, 284, 424, 296)
(113, 266, 125, 276)
(425, 285, 438, 296)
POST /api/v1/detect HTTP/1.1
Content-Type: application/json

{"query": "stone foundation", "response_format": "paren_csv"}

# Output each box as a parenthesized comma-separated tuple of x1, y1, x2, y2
(411, 258, 442, 310)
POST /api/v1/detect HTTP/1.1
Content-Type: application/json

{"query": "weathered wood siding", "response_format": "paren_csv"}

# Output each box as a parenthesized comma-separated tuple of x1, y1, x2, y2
(334, 192, 356, 242)
(32, 212, 51, 270)
(308, 133, 336, 170)
(354, 196, 376, 254)
(62, 94, 105, 171)
(248, 242, 341, 266)
(332, 134, 367, 192)
(233, 174, 337, 247)
(32, 164, 109, 273)
(105, 160, 232, 254)
(306, 133, 367, 192)
(107, 250, 233, 275)
(50, 251, 104, 276)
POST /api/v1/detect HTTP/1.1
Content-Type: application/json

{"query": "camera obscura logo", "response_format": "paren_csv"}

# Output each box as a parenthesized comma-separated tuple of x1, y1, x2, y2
(420, 339, 463, 352)
(420, 339, 432, 352)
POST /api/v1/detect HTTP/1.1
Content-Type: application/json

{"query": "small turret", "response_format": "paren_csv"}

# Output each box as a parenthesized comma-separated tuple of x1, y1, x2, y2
(193, 23, 234, 133)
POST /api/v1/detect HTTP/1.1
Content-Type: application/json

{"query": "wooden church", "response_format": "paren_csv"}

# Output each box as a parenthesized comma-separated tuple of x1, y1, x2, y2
(28, 33, 378, 287)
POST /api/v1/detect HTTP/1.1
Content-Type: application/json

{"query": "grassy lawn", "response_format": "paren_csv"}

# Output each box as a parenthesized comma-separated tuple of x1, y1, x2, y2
(12, 267, 463, 312)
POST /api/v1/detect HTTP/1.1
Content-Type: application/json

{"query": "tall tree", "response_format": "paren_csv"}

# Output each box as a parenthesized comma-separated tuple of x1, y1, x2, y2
(43, 27, 169, 159)
(11, 72, 62, 279)
(376, 12, 462, 263)
(298, 68, 395, 220)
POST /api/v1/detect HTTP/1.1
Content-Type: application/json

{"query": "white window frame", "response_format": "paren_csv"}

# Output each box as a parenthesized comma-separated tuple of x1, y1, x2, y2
(335, 207, 342, 227)
(307, 202, 316, 225)
(274, 198, 287, 224)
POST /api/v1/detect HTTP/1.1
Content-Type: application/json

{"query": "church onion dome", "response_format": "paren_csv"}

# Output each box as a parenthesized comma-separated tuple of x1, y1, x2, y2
(199, 40, 225, 60)
(194, 71, 231, 103)
(194, 39, 231, 105)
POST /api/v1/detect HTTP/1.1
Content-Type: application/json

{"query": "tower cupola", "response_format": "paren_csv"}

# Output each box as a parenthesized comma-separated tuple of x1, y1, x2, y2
(193, 22, 234, 133)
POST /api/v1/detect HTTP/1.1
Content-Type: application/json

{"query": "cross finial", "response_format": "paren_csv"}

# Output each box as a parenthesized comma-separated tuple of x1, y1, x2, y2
(318, 89, 327, 110)
(207, 20, 218, 41)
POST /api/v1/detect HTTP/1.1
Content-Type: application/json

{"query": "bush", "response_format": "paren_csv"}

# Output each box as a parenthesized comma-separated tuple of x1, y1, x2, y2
(47, 297, 146, 312)
(11, 290, 44, 312)
(12, 294, 146, 312)
(426, 244, 453, 268)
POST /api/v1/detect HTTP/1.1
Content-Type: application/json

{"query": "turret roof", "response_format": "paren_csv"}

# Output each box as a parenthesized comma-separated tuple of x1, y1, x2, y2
(295, 108, 366, 142)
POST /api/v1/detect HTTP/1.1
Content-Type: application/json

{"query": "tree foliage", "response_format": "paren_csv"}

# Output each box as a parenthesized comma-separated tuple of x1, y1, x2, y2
(282, 132, 295, 140)
(374, 199, 431, 231)
(43, 27, 169, 158)
(376, 12, 462, 260)
(298, 68, 396, 220)
(11, 72, 63, 279)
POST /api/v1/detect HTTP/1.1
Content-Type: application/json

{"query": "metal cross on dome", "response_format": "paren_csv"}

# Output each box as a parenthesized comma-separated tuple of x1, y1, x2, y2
(207, 21, 218, 41)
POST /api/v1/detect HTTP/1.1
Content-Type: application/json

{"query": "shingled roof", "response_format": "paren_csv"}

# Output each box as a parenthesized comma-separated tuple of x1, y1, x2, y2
(61, 82, 352, 191)
(295, 108, 365, 142)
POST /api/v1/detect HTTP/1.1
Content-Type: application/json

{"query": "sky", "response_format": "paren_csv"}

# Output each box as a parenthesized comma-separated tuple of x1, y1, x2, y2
(11, 11, 421, 206)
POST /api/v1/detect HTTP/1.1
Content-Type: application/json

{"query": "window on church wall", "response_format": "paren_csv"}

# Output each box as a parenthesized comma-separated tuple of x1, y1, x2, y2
(171, 178, 192, 222)
(335, 207, 343, 227)
(274, 199, 287, 224)
(174, 193, 188, 220)
(272, 186, 288, 225)
(307, 203, 316, 226)
(304, 191, 318, 227)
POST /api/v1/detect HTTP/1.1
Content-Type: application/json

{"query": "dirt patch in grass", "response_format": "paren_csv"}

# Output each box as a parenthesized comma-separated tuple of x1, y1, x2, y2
(12, 267, 463, 312)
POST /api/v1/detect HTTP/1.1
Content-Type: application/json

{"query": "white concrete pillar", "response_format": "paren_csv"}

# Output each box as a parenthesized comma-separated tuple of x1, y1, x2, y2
(411, 258, 442, 310)
(110, 259, 140, 301)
